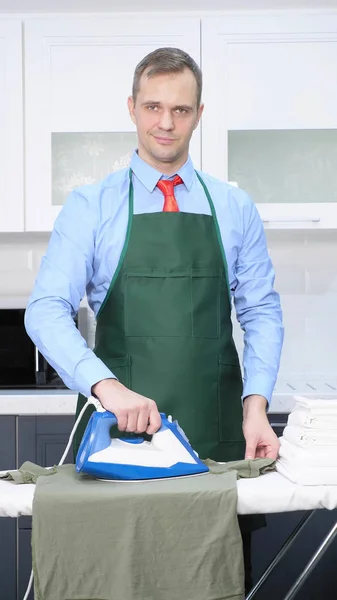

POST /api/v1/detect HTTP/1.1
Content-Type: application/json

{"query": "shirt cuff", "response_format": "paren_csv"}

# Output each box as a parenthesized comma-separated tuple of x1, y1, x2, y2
(74, 356, 117, 399)
(242, 377, 274, 408)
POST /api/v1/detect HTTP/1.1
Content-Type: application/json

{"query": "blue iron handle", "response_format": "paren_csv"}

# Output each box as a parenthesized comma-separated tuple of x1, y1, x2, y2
(91, 410, 167, 453)
(104, 411, 145, 444)
(99, 410, 167, 431)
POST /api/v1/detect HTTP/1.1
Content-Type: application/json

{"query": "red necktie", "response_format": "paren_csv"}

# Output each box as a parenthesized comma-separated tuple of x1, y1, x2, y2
(156, 175, 183, 212)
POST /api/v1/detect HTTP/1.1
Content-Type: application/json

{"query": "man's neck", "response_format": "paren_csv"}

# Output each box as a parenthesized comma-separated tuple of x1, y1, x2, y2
(137, 149, 188, 175)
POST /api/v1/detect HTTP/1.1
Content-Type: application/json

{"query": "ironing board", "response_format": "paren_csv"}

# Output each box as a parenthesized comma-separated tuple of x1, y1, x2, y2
(0, 470, 336, 600)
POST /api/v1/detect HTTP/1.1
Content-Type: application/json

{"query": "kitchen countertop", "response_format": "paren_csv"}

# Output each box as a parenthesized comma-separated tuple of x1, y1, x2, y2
(0, 389, 289, 416)
(0, 390, 77, 415)
(0, 390, 305, 416)
(0, 390, 335, 416)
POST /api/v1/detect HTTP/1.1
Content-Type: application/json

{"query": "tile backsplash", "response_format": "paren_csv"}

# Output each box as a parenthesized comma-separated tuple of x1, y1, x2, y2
(1, 229, 336, 396)
(233, 229, 337, 396)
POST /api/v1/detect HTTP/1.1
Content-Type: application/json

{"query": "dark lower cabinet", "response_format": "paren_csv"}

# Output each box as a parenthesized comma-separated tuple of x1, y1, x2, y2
(18, 528, 34, 600)
(0, 510, 17, 600)
(18, 415, 74, 467)
(18, 415, 75, 600)
(0, 416, 17, 600)
(0, 416, 16, 470)
(0, 414, 75, 600)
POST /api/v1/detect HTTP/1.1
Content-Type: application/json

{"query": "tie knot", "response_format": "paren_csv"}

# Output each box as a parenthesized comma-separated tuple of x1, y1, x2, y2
(156, 175, 183, 196)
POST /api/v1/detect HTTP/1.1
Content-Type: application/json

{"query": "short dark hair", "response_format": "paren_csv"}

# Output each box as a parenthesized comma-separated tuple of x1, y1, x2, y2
(132, 47, 202, 108)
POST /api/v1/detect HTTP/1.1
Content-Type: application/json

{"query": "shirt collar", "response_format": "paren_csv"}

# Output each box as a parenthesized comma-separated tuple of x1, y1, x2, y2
(130, 150, 194, 192)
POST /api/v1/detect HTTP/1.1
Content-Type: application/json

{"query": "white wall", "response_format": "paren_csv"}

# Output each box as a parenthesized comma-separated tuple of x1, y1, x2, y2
(0, 233, 48, 301)
(232, 229, 337, 398)
(0, 232, 96, 347)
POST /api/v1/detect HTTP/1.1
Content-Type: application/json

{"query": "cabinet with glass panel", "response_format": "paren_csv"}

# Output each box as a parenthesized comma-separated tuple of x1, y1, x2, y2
(24, 17, 201, 231)
(0, 19, 24, 232)
(201, 13, 337, 229)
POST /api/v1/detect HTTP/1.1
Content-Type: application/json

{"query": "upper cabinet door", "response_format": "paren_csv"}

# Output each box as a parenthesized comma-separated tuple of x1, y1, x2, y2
(25, 17, 201, 232)
(0, 20, 24, 232)
(202, 14, 337, 229)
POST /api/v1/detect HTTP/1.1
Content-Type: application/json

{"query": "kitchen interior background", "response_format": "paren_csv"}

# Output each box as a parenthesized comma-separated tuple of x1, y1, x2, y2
(1, 6, 337, 600)
(1, 0, 337, 409)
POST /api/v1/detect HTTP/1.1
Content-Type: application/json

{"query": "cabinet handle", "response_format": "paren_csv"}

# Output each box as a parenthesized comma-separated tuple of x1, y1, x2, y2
(262, 218, 321, 223)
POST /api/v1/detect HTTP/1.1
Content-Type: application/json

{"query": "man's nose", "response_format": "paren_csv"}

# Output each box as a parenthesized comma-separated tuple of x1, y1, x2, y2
(158, 111, 174, 130)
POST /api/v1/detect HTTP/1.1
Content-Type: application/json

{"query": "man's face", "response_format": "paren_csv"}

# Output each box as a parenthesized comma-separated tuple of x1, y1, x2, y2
(128, 68, 203, 173)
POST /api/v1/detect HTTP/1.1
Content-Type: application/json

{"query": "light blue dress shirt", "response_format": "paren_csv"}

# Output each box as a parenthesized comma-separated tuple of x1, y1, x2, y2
(25, 150, 284, 404)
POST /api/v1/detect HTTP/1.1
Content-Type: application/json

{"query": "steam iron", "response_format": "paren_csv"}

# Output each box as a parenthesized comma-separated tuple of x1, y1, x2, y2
(76, 408, 209, 481)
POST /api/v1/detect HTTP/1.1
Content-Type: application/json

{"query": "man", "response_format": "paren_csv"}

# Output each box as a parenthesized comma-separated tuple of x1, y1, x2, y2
(25, 47, 284, 592)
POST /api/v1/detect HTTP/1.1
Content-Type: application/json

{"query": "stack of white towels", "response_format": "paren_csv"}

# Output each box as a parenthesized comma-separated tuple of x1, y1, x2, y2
(276, 396, 337, 486)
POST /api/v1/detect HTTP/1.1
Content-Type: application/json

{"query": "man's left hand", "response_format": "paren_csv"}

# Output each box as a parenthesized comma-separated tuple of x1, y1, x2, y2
(242, 394, 280, 460)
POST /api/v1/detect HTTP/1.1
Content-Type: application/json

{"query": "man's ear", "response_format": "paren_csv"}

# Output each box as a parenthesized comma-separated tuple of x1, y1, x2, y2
(194, 103, 204, 130)
(127, 96, 136, 124)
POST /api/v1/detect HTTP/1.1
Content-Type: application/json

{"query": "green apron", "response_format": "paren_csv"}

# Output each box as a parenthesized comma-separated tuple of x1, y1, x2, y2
(74, 171, 245, 462)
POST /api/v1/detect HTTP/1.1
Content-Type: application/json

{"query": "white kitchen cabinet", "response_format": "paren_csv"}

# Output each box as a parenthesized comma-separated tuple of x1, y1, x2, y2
(24, 16, 201, 231)
(0, 20, 24, 232)
(202, 13, 337, 228)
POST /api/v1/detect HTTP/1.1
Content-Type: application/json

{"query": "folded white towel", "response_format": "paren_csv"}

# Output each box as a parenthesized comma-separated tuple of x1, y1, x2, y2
(288, 408, 337, 430)
(279, 437, 337, 467)
(294, 396, 337, 415)
(283, 425, 337, 447)
(276, 457, 337, 486)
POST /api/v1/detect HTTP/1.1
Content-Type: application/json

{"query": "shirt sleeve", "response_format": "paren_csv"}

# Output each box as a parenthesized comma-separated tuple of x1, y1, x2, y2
(24, 190, 115, 398)
(233, 193, 284, 406)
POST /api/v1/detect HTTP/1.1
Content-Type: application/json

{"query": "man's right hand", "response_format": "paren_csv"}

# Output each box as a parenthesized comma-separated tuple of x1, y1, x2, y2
(91, 378, 161, 435)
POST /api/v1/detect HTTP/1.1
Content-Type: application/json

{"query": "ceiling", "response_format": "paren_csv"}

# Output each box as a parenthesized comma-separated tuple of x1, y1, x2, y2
(1, 0, 337, 13)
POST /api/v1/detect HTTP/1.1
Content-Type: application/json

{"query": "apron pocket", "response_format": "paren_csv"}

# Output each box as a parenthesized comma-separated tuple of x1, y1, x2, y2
(103, 355, 132, 388)
(218, 357, 244, 442)
(125, 273, 192, 337)
(191, 269, 221, 338)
